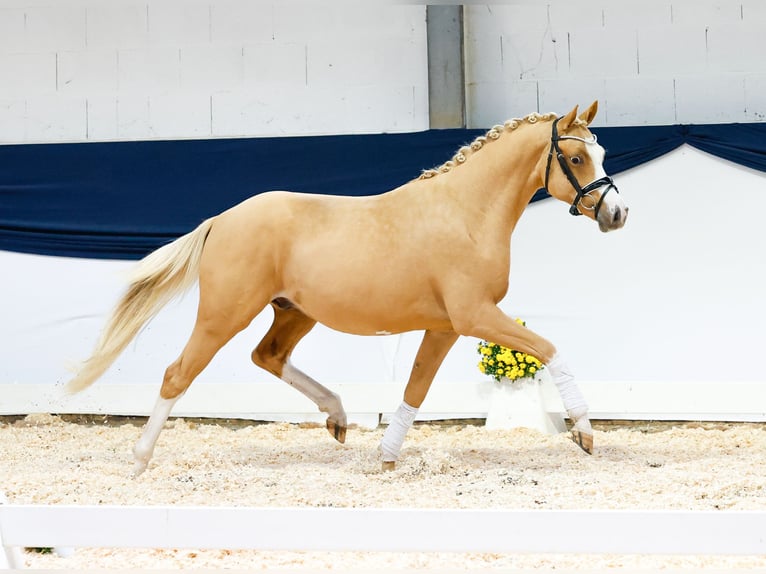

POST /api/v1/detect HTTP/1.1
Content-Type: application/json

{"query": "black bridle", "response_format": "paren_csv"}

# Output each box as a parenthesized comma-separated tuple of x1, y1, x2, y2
(540, 117, 619, 217)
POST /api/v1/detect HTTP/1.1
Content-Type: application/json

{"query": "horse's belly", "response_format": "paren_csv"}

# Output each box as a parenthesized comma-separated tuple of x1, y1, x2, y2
(325, 312, 453, 336)
(322, 314, 454, 336)
(283, 292, 452, 336)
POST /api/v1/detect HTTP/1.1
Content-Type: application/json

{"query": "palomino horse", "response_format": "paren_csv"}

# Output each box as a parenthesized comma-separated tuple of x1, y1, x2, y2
(67, 102, 628, 475)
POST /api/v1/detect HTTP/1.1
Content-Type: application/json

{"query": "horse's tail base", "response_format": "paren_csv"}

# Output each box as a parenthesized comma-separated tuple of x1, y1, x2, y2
(65, 218, 215, 393)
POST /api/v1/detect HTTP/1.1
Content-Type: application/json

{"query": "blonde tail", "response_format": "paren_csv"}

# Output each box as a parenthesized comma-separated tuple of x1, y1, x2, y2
(65, 218, 215, 393)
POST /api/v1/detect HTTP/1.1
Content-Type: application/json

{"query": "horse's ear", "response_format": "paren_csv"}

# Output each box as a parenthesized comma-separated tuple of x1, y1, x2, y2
(578, 101, 599, 126)
(557, 105, 580, 132)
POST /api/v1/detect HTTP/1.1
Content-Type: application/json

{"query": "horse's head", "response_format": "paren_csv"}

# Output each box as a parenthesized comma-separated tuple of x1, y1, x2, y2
(539, 102, 628, 232)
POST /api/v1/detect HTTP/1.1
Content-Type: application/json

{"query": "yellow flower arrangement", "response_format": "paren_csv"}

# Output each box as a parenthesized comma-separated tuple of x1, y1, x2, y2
(477, 318, 544, 383)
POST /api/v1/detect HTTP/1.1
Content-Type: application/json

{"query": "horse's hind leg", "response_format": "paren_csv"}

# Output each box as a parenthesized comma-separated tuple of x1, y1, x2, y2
(132, 308, 257, 476)
(252, 300, 347, 443)
(132, 392, 180, 476)
(380, 329, 459, 470)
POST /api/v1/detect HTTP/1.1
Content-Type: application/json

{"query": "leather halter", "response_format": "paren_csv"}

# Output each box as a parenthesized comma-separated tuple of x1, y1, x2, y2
(540, 117, 619, 217)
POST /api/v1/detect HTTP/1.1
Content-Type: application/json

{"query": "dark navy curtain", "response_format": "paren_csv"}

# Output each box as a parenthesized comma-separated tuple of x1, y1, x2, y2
(1, 123, 765, 260)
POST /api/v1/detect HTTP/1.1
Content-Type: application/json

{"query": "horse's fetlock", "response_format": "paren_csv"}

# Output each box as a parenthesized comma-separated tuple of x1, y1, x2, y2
(318, 392, 343, 416)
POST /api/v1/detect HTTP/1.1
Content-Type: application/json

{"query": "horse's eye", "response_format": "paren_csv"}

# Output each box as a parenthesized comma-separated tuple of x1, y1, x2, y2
(570, 156, 582, 165)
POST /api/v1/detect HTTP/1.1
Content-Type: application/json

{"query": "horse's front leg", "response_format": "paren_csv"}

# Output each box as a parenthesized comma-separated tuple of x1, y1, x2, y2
(380, 329, 459, 470)
(452, 303, 593, 454)
(547, 353, 593, 454)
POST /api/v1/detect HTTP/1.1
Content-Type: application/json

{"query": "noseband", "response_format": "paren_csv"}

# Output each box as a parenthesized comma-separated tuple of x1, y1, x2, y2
(540, 117, 619, 217)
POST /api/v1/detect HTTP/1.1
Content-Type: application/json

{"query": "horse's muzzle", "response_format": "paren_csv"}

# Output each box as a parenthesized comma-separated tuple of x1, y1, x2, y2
(598, 204, 628, 232)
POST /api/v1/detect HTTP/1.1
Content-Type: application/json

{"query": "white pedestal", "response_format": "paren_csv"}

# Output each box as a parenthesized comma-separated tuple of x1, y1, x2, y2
(485, 375, 567, 434)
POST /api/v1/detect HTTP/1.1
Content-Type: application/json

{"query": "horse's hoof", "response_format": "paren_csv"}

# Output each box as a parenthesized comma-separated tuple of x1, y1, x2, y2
(131, 460, 147, 478)
(381, 461, 396, 472)
(571, 430, 593, 454)
(326, 419, 347, 444)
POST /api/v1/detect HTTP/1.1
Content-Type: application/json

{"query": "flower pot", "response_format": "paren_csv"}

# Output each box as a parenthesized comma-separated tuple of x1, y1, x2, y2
(485, 373, 566, 434)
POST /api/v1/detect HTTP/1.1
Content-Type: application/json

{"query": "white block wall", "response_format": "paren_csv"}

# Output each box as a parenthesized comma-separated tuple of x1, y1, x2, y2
(3, 2, 762, 142)
(465, 1, 766, 127)
(0, 1, 428, 143)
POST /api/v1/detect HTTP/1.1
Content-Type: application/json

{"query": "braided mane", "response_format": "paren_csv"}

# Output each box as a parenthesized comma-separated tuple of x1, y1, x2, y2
(419, 111, 585, 180)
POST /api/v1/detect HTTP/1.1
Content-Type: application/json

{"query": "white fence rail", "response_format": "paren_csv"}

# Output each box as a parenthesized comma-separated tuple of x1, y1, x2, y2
(5, 381, 766, 568)
(2, 505, 766, 567)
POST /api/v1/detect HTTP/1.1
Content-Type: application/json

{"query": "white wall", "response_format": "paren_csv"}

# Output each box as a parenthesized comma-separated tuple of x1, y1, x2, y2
(4, 2, 764, 143)
(0, 1, 428, 143)
(465, 2, 766, 127)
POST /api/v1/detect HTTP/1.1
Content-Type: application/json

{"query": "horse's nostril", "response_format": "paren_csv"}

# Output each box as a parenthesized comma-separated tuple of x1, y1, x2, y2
(613, 207, 621, 223)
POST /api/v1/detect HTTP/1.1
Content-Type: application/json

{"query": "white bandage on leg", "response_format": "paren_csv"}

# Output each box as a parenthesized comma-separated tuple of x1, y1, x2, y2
(547, 353, 588, 420)
(380, 401, 418, 462)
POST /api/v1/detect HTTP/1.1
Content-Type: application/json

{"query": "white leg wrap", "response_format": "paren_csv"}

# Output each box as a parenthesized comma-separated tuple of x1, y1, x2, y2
(547, 353, 589, 421)
(379, 401, 418, 462)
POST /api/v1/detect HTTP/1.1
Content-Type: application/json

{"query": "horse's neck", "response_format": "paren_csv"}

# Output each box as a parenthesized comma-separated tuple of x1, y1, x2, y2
(435, 128, 546, 238)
